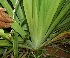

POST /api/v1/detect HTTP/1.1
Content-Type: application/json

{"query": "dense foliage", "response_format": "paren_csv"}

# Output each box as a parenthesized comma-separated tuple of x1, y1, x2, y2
(0, 0, 70, 58)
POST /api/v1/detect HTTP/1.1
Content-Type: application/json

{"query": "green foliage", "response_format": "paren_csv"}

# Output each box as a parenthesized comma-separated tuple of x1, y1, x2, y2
(0, 0, 70, 49)
(0, 0, 70, 58)
(22, 0, 70, 49)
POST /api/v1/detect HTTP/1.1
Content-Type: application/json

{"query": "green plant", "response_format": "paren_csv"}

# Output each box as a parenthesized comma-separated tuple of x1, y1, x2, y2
(0, 0, 70, 58)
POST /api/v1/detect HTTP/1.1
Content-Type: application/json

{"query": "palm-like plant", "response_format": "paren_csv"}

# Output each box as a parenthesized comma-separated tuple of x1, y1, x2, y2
(0, 0, 70, 57)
